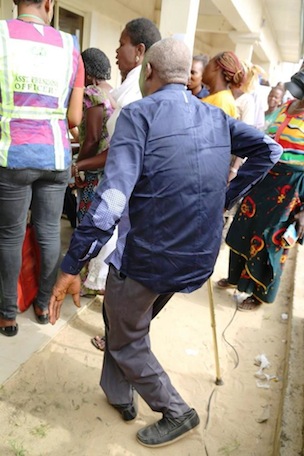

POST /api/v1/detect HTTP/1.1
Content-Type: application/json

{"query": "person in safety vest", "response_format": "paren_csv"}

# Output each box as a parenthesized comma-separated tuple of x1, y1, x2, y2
(0, 0, 84, 336)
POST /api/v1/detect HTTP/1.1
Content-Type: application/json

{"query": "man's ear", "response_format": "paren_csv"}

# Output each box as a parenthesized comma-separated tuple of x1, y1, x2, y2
(45, 0, 52, 13)
(137, 43, 146, 59)
(145, 62, 153, 81)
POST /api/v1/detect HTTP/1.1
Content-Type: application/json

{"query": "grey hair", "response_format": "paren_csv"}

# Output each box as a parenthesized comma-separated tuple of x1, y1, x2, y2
(145, 38, 191, 85)
(13, 0, 44, 4)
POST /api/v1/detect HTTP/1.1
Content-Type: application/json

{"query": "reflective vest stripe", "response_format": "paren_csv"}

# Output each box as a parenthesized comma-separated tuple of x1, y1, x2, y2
(53, 31, 74, 169)
(0, 23, 13, 164)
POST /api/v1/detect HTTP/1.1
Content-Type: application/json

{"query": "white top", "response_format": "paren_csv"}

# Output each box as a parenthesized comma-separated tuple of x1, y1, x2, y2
(235, 92, 255, 125)
(107, 65, 142, 137)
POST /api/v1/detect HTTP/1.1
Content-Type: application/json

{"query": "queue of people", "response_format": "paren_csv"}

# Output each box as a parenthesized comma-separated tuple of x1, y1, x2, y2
(78, 17, 161, 347)
(1, 0, 303, 449)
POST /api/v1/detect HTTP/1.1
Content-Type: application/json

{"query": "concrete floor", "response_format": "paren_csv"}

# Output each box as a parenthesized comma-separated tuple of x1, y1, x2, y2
(275, 245, 304, 455)
(0, 218, 303, 454)
(0, 219, 93, 385)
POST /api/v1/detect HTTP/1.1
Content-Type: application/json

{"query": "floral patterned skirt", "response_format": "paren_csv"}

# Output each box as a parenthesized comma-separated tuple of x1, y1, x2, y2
(226, 162, 304, 303)
(76, 171, 101, 223)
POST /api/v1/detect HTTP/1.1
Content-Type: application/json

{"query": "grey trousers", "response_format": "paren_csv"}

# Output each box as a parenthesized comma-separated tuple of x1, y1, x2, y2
(100, 265, 191, 418)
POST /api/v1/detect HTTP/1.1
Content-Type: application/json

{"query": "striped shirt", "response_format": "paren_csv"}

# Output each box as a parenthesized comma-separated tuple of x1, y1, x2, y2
(266, 100, 304, 165)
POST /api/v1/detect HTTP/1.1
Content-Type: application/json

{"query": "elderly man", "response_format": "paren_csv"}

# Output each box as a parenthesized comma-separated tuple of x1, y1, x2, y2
(49, 38, 282, 447)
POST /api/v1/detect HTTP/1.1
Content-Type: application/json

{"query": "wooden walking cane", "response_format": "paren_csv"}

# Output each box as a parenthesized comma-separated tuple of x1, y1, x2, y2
(207, 278, 224, 385)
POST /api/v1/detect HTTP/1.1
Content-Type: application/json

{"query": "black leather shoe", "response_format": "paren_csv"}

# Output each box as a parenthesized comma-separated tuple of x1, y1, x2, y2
(112, 401, 137, 421)
(111, 394, 138, 421)
(136, 408, 200, 447)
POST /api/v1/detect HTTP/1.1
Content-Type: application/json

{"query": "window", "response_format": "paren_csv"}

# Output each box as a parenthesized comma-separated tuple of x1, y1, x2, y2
(52, 4, 84, 50)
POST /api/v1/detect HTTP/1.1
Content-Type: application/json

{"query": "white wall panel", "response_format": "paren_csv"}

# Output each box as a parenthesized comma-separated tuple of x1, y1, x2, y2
(88, 12, 123, 88)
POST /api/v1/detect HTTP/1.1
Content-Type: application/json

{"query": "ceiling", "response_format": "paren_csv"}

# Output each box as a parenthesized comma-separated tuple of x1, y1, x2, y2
(198, 0, 304, 64)
(116, 0, 303, 65)
(262, 0, 303, 63)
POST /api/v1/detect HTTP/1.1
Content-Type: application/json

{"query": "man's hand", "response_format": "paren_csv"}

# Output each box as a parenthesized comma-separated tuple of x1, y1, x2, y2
(49, 272, 82, 325)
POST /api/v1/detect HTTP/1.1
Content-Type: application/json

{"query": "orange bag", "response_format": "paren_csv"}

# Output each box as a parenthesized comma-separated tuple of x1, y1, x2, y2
(17, 224, 40, 312)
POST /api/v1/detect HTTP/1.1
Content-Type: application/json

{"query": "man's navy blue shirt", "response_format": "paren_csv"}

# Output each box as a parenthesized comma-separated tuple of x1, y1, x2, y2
(62, 84, 282, 293)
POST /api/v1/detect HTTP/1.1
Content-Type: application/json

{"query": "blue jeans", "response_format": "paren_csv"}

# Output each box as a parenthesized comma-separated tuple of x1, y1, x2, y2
(0, 167, 69, 321)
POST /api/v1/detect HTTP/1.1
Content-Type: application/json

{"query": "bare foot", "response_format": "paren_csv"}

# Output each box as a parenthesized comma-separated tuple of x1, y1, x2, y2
(91, 335, 106, 351)
(0, 318, 16, 327)
(33, 303, 48, 316)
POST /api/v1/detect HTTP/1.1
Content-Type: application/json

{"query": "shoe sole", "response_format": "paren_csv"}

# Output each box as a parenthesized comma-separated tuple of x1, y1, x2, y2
(136, 428, 199, 447)
(137, 414, 200, 448)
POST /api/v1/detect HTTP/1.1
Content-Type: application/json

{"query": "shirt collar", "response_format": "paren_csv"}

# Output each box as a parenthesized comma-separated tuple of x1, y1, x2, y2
(155, 83, 187, 93)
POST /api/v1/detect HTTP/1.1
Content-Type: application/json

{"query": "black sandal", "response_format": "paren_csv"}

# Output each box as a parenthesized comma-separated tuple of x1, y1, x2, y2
(33, 303, 49, 325)
(0, 323, 19, 337)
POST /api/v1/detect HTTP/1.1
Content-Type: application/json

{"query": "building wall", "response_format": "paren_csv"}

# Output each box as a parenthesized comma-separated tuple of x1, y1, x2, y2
(58, 0, 142, 87)
(87, 12, 123, 88)
(0, 0, 156, 88)
(0, 0, 300, 88)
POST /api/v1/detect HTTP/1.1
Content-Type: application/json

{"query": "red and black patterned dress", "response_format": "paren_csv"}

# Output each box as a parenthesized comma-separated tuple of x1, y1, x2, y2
(226, 100, 304, 303)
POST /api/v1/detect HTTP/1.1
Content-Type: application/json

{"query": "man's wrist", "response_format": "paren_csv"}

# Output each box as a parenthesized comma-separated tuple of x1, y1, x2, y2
(61, 253, 82, 275)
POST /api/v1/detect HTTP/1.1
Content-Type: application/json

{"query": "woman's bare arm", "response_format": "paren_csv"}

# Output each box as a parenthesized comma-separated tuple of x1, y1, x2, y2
(73, 150, 109, 173)
(67, 86, 84, 128)
(77, 105, 104, 161)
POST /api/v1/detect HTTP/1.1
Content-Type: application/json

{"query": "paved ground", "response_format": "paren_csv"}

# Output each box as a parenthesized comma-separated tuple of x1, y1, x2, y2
(0, 219, 303, 455)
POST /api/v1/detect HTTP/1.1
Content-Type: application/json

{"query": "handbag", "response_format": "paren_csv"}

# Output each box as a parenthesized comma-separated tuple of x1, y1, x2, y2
(17, 224, 40, 312)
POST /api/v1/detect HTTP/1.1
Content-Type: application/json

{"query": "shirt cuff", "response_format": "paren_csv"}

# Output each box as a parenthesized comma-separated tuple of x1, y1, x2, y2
(61, 252, 83, 275)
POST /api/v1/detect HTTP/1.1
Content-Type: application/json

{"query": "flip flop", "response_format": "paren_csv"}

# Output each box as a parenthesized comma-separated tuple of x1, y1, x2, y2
(81, 288, 105, 299)
(0, 323, 19, 337)
(91, 335, 106, 351)
(238, 296, 262, 311)
(216, 278, 237, 289)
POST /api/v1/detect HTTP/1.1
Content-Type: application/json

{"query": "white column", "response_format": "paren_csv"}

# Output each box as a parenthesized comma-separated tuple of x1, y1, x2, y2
(229, 32, 261, 61)
(1, 0, 15, 19)
(235, 42, 253, 62)
(159, 0, 200, 52)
